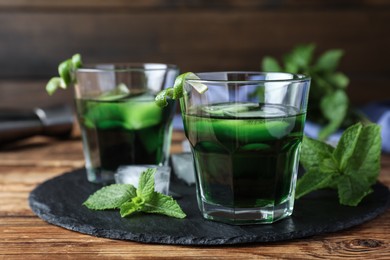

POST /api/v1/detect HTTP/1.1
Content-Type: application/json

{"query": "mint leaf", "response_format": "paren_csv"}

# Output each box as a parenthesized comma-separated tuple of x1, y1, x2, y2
(333, 123, 362, 171)
(318, 90, 349, 140)
(119, 201, 140, 217)
(337, 174, 373, 206)
(155, 72, 207, 108)
(326, 72, 349, 89)
(262, 56, 282, 72)
(314, 49, 344, 72)
(300, 136, 334, 170)
(46, 77, 66, 96)
(295, 167, 335, 199)
(137, 168, 157, 201)
(120, 196, 145, 217)
(283, 44, 315, 71)
(143, 192, 186, 219)
(83, 168, 187, 219)
(261, 44, 364, 139)
(46, 53, 83, 95)
(83, 184, 137, 210)
(297, 123, 382, 206)
(345, 124, 381, 184)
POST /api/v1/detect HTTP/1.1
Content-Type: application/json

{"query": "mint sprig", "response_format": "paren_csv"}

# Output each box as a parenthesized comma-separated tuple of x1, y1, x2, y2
(83, 168, 186, 219)
(155, 72, 207, 107)
(46, 53, 83, 95)
(296, 122, 381, 206)
(262, 44, 367, 140)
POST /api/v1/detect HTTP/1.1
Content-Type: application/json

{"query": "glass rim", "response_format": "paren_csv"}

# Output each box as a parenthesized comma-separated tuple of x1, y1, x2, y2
(76, 63, 179, 73)
(186, 71, 311, 84)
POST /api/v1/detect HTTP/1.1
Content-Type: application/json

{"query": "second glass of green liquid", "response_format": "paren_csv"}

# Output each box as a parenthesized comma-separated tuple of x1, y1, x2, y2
(181, 72, 311, 224)
(75, 63, 178, 183)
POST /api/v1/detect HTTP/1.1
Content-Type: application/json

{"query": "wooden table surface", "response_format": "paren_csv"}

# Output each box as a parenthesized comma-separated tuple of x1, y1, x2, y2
(1, 129, 389, 259)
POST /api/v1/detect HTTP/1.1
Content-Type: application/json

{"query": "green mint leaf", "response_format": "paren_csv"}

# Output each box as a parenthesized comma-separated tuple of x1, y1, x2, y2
(83, 184, 137, 210)
(325, 72, 349, 89)
(300, 136, 334, 170)
(137, 168, 157, 201)
(298, 123, 381, 206)
(345, 124, 381, 184)
(295, 163, 337, 199)
(283, 44, 315, 71)
(262, 56, 282, 71)
(47, 53, 83, 95)
(46, 77, 65, 96)
(71, 53, 83, 68)
(318, 90, 349, 140)
(337, 174, 373, 206)
(58, 59, 73, 86)
(143, 192, 186, 219)
(155, 88, 173, 107)
(119, 196, 145, 217)
(333, 123, 362, 171)
(314, 49, 344, 72)
(83, 168, 187, 219)
(155, 72, 208, 108)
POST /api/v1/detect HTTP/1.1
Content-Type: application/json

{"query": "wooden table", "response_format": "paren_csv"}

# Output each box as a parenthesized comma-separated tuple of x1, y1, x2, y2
(1, 130, 389, 259)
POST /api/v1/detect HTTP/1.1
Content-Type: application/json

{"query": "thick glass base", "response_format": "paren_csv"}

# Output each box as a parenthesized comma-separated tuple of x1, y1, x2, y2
(198, 196, 294, 225)
(85, 167, 115, 184)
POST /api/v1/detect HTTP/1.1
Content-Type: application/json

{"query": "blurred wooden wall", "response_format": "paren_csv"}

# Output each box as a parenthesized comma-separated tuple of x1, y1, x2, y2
(0, 0, 389, 109)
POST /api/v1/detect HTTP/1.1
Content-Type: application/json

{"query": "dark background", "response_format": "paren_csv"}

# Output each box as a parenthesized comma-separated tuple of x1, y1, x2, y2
(0, 0, 389, 109)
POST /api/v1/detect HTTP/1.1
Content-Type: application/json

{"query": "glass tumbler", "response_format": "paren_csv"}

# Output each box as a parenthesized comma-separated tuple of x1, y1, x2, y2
(181, 72, 310, 224)
(74, 63, 178, 183)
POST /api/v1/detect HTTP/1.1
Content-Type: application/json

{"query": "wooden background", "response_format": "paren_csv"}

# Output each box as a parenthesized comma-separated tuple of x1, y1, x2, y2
(0, 0, 389, 109)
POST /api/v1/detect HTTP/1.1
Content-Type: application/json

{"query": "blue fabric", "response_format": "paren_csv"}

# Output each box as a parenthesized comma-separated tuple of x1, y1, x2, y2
(304, 101, 390, 153)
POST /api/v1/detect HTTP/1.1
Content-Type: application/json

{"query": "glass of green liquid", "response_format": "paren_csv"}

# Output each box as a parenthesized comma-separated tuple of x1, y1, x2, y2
(181, 72, 311, 224)
(74, 63, 178, 183)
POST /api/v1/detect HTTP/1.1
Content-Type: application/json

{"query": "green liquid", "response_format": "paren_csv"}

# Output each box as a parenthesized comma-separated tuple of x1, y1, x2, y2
(76, 94, 175, 174)
(183, 103, 305, 208)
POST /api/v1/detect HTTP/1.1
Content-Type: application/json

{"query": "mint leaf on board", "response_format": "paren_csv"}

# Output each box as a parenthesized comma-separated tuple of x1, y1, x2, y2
(120, 196, 145, 217)
(83, 168, 186, 219)
(345, 124, 382, 184)
(296, 123, 382, 206)
(83, 184, 137, 210)
(137, 168, 157, 201)
(299, 135, 334, 170)
(143, 192, 186, 219)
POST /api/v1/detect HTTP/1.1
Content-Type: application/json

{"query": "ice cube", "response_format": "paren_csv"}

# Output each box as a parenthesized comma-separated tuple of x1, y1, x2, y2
(115, 165, 171, 195)
(171, 153, 196, 186)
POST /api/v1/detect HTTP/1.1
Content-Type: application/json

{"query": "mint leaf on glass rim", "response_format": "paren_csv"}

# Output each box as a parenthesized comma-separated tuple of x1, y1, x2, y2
(46, 53, 83, 95)
(155, 72, 208, 108)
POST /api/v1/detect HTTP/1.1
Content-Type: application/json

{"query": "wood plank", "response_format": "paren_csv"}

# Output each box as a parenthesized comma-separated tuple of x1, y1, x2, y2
(0, 10, 388, 105)
(0, 212, 389, 258)
(0, 0, 389, 10)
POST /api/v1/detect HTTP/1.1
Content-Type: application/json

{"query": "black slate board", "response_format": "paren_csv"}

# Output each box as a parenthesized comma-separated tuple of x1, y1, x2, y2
(29, 169, 390, 245)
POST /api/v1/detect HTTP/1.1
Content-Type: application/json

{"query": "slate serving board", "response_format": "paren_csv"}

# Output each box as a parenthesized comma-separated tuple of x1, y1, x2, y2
(29, 168, 390, 246)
